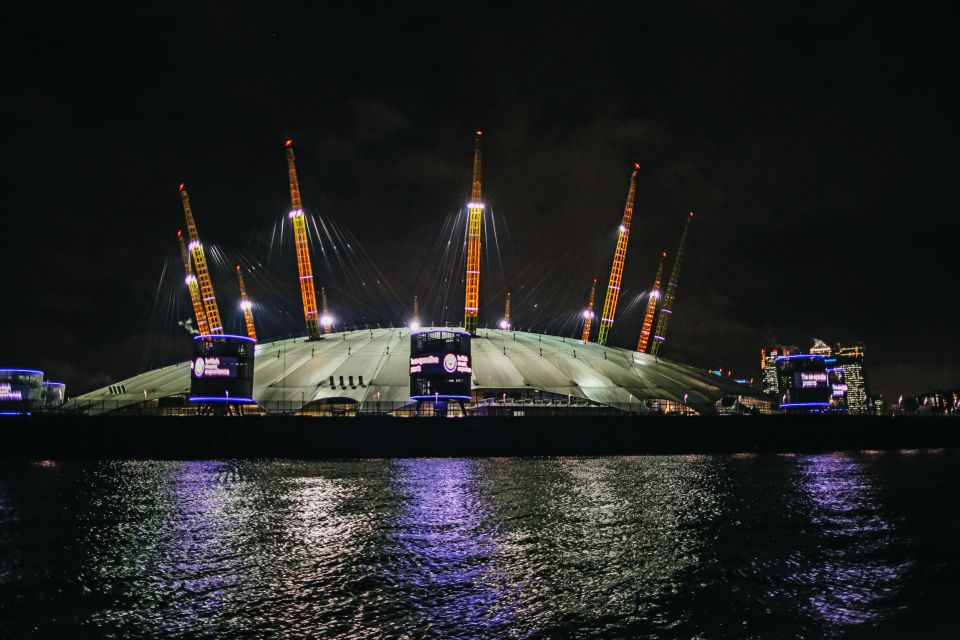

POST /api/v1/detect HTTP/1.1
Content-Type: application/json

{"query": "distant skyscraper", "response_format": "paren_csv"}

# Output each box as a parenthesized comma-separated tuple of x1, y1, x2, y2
(761, 345, 795, 395)
(761, 348, 779, 394)
(811, 339, 843, 408)
(834, 343, 868, 414)
(810, 338, 832, 357)
(760, 341, 868, 413)
(870, 395, 885, 416)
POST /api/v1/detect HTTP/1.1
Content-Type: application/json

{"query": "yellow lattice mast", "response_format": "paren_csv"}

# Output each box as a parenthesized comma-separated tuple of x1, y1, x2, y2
(177, 230, 210, 336)
(636, 251, 666, 353)
(179, 183, 223, 334)
(284, 139, 321, 339)
(500, 292, 511, 330)
(320, 285, 333, 334)
(411, 294, 420, 330)
(236, 265, 257, 341)
(581, 277, 597, 342)
(596, 163, 640, 346)
(464, 131, 484, 334)
(650, 211, 694, 357)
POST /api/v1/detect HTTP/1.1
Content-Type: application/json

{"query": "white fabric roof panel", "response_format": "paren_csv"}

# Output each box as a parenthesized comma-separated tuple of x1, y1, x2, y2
(70, 328, 753, 414)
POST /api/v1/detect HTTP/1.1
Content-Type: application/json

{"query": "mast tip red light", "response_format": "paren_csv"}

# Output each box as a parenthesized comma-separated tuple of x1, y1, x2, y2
(284, 139, 293, 148)
(178, 182, 185, 191)
(634, 162, 641, 170)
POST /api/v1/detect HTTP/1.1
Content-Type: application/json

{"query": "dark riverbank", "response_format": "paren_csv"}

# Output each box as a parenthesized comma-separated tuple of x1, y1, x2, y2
(2, 415, 958, 458)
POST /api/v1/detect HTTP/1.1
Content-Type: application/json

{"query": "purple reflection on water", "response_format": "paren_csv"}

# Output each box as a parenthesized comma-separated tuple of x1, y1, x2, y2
(161, 461, 235, 620)
(795, 454, 907, 627)
(388, 459, 515, 635)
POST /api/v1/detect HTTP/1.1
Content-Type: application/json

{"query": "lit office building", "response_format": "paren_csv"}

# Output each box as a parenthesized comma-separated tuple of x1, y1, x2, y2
(761, 349, 778, 394)
(834, 343, 868, 414)
(761, 346, 795, 395)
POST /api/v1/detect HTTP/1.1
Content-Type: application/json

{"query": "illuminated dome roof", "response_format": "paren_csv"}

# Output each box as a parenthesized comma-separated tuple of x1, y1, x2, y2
(71, 328, 756, 414)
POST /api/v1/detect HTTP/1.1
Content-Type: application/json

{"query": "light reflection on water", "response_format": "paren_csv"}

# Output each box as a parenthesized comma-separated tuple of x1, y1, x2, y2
(386, 459, 514, 637)
(795, 454, 908, 627)
(0, 452, 956, 638)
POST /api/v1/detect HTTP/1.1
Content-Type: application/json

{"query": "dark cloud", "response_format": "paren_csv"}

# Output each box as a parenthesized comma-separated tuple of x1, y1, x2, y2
(352, 100, 411, 143)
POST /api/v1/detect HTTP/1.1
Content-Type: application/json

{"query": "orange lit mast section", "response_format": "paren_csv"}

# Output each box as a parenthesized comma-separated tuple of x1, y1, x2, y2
(636, 251, 666, 353)
(285, 139, 321, 339)
(177, 230, 210, 336)
(650, 211, 694, 357)
(581, 277, 597, 342)
(236, 265, 257, 341)
(464, 131, 484, 334)
(180, 184, 223, 334)
(596, 164, 640, 346)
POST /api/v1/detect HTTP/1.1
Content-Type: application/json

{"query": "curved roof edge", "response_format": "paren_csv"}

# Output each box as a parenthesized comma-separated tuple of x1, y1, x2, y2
(69, 328, 760, 415)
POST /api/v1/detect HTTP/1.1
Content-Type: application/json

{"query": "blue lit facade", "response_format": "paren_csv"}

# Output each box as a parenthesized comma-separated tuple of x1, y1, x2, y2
(189, 334, 256, 404)
(409, 329, 472, 401)
(42, 381, 66, 408)
(775, 355, 832, 411)
(1, 369, 65, 414)
(824, 356, 849, 411)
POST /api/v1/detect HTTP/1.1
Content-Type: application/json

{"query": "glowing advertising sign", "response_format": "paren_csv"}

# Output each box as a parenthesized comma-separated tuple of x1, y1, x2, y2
(189, 335, 255, 403)
(409, 330, 472, 399)
(452, 354, 472, 373)
(832, 383, 848, 397)
(798, 372, 828, 389)
(777, 356, 831, 410)
(192, 356, 238, 379)
(443, 353, 458, 373)
(409, 355, 439, 374)
(0, 370, 43, 409)
(408, 353, 471, 376)
(0, 383, 22, 401)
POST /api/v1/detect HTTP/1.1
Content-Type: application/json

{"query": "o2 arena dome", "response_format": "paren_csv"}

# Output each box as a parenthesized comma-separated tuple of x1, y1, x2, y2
(69, 328, 767, 416)
(68, 137, 774, 417)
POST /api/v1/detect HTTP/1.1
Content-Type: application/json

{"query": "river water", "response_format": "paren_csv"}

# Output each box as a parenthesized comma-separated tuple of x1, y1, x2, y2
(0, 452, 957, 638)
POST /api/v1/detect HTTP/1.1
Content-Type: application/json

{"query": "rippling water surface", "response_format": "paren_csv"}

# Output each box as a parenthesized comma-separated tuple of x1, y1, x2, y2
(1, 452, 957, 638)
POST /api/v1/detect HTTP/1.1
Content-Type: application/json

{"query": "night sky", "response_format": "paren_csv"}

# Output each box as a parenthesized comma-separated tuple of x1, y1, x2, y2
(2, 3, 957, 402)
